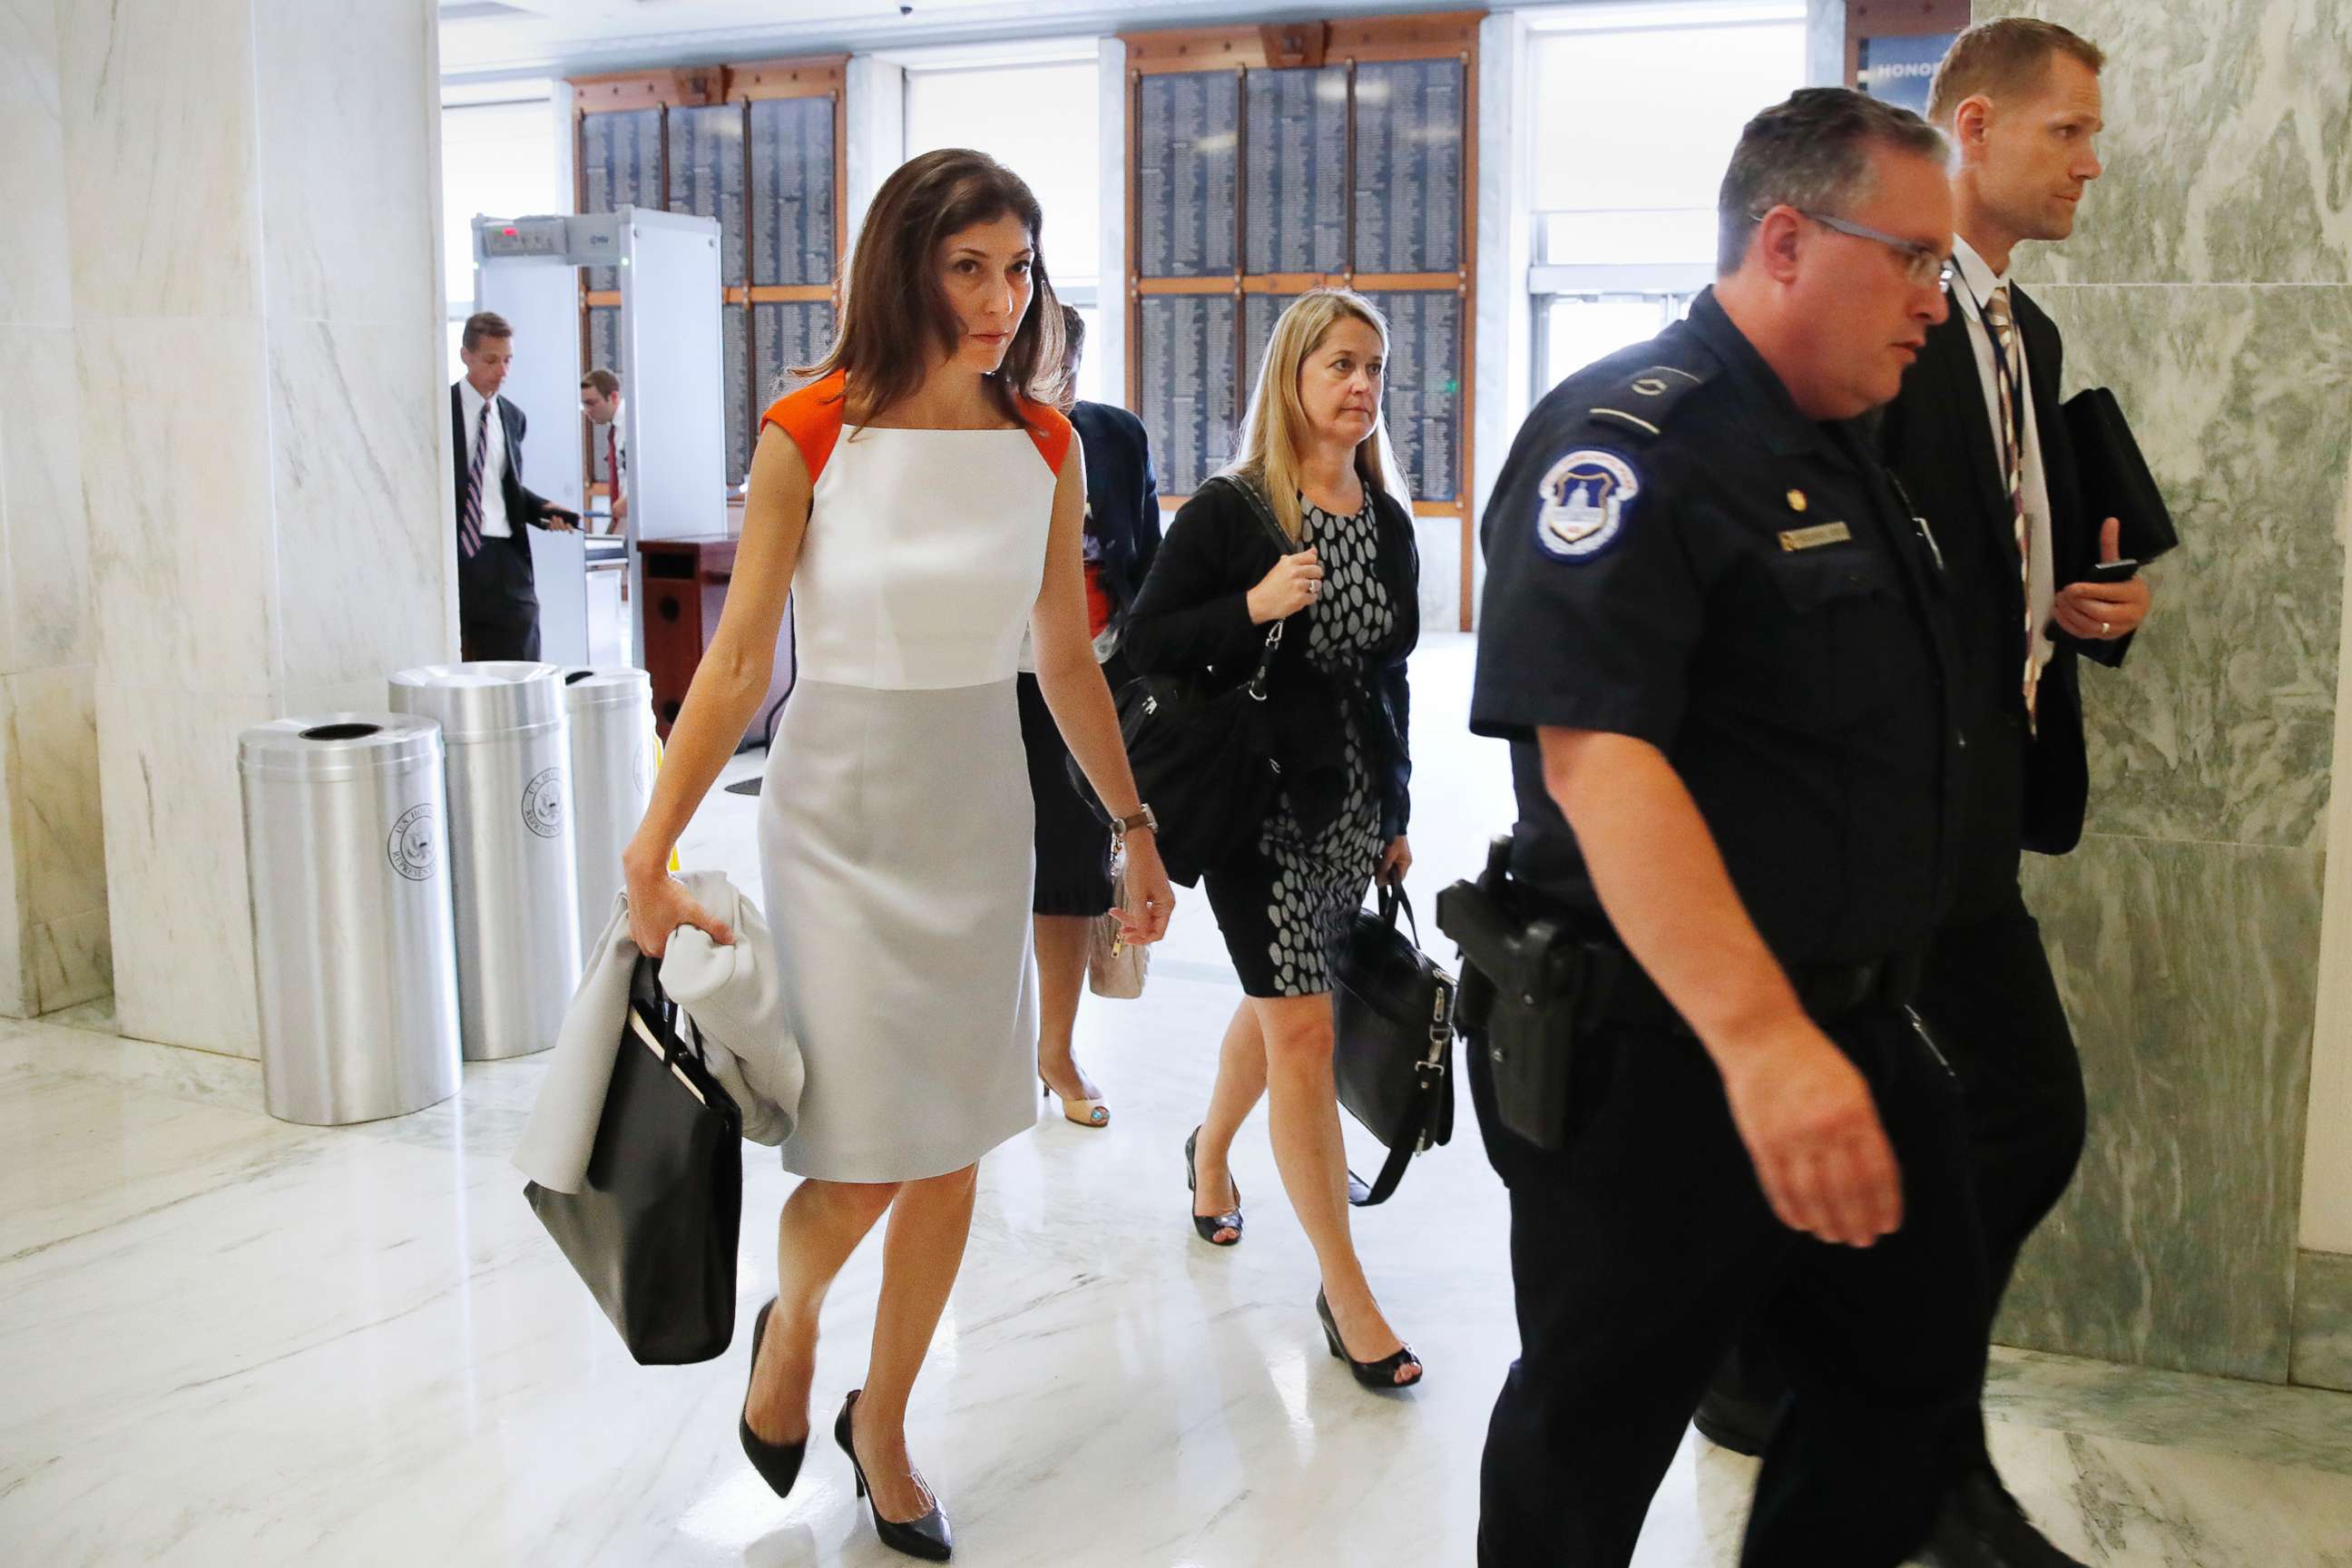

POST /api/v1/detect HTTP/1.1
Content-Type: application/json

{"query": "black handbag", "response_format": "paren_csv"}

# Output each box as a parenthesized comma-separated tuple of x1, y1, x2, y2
(524, 958, 743, 1365)
(1069, 475, 1296, 887)
(1332, 884, 1456, 1206)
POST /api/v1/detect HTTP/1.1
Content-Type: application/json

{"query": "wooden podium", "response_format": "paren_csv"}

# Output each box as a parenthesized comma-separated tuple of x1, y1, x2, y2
(638, 534, 793, 751)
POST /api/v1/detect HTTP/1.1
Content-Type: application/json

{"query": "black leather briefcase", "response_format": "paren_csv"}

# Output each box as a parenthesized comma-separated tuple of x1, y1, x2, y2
(525, 958, 742, 1365)
(1332, 885, 1456, 1206)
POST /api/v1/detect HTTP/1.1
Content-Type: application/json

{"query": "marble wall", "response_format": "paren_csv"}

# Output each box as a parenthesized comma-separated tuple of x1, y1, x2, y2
(2291, 1250, 2352, 1392)
(1975, 0, 2352, 1383)
(0, 0, 108, 1018)
(49, 0, 455, 1054)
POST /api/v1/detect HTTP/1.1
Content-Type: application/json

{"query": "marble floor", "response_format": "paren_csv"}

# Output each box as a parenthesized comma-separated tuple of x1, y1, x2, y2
(5, 637, 2352, 1566)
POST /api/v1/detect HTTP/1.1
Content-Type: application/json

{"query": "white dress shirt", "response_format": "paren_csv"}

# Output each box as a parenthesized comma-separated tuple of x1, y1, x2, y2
(1949, 235, 2054, 684)
(458, 378, 514, 539)
(607, 397, 628, 505)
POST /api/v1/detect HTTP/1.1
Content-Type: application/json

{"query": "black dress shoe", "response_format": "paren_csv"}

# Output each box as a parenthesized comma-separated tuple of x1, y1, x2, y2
(1690, 1382, 1780, 1457)
(1317, 1289, 1423, 1390)
(738, 1299, 808, 1498)
(1185, 1126, 1242, 1246)
(1918, 1469, 2086, 1568)
(835, 1388, 953, 1562)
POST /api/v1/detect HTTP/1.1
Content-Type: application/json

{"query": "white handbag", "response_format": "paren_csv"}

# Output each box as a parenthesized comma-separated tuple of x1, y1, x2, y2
(1086, 854, 1150, 1000)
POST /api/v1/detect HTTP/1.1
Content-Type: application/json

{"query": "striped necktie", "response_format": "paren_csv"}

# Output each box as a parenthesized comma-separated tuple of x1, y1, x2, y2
(460, 398, 491, 560)
(1980, 282, 2037, 730)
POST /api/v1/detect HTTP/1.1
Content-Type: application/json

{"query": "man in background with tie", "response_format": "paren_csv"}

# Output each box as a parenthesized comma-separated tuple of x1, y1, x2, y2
(580, 367, 627, 531)
(451, 310, 578, 662)
(1695, 20, 2156, 1568)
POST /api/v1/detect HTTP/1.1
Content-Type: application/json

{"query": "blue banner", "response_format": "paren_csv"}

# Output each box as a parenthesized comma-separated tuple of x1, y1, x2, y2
(1858, 32, 1958, 119)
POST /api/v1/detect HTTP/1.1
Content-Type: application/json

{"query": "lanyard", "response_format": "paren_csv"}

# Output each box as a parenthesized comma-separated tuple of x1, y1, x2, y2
(1950, 269, 2024, 470)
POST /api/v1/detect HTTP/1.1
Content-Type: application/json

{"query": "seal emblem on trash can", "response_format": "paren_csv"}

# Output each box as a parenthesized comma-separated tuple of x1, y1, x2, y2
(387, 803, 439, 881)
(522, 768, 566, 839)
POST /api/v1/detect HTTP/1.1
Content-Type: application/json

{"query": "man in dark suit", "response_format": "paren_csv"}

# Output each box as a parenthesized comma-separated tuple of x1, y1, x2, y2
(451, 310, 578, 661)
(1697, 21, 2155, 1568)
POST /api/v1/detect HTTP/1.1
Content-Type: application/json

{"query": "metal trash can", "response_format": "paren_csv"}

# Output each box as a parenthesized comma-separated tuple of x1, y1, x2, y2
(560, 666, 657, 962)
(388, 662, 581, 1060)
(238, 714, 461, 1125)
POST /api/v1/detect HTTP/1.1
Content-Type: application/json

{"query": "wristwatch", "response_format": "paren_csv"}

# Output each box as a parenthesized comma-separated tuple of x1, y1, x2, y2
(1112, 803, 1160, 841)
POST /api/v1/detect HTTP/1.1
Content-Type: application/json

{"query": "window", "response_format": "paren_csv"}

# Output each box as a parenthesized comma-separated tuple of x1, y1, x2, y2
(440, 95, 561, 380)
(1543, 293, 1700, 390)
(1526, 5, 1803, 392)
(904, 56, 1104, 406)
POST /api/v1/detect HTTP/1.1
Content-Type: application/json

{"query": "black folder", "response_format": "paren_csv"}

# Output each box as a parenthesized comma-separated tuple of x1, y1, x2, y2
(2063, 387, 2179, 561)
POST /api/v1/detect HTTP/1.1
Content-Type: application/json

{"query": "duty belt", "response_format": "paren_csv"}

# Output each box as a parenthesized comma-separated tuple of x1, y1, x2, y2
(1600, 948, 1924, 1036)
(1434, 837, 1923, 1041)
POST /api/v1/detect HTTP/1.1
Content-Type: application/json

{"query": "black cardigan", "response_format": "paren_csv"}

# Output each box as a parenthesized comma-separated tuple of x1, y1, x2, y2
(1070, 400, 1162, 622)
(1122, 476, 1418, 840)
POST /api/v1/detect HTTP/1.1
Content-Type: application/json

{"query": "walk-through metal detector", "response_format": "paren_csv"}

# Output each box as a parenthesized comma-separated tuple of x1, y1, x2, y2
(471, 208, 726, 666)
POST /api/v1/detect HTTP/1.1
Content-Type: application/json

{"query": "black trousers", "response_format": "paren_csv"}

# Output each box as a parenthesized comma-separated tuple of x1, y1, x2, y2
(1710, 887, 2087, 1476)
(1472, 1007, 1985, 1568)
(1917, 887, 2086, 1471)
(457, 538, 542, 662)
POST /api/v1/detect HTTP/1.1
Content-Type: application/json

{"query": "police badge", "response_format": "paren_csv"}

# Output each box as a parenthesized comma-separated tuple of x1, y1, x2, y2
(1534, 448, 1641, 562)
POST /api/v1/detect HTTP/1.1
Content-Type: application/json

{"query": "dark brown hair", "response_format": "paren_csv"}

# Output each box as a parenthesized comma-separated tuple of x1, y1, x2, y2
(461, 310, 512, 351)
(797, 149, 1065, 425)
(580, 368, 620, 397)
(1926, 18, 2105, 127)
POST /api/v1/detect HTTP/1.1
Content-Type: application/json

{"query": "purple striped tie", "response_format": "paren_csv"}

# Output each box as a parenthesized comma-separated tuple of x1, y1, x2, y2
(460, 398, 490, 559)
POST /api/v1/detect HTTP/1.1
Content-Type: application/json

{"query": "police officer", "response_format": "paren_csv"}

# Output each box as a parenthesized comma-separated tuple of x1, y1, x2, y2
(1698, 25, 2143, 1568)
(1465, 89, 1986, 1568)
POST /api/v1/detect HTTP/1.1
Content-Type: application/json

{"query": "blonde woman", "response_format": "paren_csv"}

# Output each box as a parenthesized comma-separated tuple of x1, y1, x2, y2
(1122, 289, 1422, 1388)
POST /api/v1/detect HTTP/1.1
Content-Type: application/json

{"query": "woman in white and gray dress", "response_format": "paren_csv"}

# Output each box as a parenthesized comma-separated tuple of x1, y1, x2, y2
(622, 149, 1172, 1561)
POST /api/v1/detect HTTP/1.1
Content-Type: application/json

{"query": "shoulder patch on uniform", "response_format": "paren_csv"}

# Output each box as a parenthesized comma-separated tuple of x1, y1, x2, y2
(1533, 448, 1642, 563)
(1588, 362, 1713, 441)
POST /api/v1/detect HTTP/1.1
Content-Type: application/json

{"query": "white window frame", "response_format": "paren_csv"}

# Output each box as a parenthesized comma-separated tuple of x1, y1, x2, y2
(892, 35, 1106, 309)
(1520, 0, 1803, 394)
(439, 80, 562, 348)
(891, 40, 1109, 391)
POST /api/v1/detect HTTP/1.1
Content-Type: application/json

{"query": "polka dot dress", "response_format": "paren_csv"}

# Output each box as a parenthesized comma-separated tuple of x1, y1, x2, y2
(1204, 493, 1397, 998)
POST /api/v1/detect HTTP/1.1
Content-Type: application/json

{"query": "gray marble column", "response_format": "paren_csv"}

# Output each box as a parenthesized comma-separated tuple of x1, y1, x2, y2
(1976, 0, 2352, 1382)
(0, 0, 105, 1019)
(56, 0, 456, 1055)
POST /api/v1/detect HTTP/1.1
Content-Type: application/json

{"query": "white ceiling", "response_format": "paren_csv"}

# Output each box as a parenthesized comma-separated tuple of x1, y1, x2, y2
(437, 0, 1581, 80)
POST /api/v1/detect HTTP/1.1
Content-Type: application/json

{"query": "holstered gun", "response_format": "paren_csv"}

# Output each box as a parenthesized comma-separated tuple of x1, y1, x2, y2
(1436, 837, 1619, 1152)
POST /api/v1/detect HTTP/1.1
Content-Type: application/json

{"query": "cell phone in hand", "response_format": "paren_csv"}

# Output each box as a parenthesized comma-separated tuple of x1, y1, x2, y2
(2087, 557, 2141, 583)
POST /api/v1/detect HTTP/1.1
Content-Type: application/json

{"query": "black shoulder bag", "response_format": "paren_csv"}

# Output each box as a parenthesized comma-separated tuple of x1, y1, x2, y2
(1332, 884, 1456, 1205)
(1069, 475, 1297, 887)
(524, 957, 743, 1365)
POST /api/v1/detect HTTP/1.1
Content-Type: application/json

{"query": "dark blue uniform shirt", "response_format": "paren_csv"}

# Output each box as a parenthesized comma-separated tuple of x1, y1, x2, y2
(1470, 289, 1965, 967)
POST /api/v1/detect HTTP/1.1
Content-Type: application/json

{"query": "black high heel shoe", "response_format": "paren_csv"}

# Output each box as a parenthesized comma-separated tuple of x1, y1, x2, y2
(834, 1388, 953, 1562)
(1317, 1289, 1424, 1390)
(1185, 1126, 1243, 1246)
(739, 1298, 808, 1497)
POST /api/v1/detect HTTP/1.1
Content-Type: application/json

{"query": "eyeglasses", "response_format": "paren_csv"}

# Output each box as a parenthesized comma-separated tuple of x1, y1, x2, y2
(1752, 208, 1955, 289)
